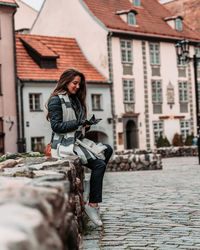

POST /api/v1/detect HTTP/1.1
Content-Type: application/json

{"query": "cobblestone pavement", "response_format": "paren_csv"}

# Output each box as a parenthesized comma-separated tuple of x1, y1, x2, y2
(82, 157, 200, 250)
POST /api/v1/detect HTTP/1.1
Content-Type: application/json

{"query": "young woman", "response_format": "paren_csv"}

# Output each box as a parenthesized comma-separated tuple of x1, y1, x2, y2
(46, 68, 113, 226)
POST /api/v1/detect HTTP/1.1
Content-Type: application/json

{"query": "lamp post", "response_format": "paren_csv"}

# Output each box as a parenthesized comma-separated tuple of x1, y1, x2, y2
(176, 38, 200, 164)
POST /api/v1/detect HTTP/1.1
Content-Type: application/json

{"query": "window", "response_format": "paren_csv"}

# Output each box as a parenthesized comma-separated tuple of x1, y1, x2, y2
(31, 137, 45, 153)
(152, 81, 162, 103)
(149, 43, 160, 65)
(175, 18, 182, 31)
(177, 55, 186, 66)
(127, 12, 136, 26)
(120, 40, 132, 63)
(180, 120, 190, 141)
(91, 94, 102, 110)
(179, 82, 188, 102)
(179, 82, 188, 112)
(123, 79, 134, 103)
(132, 0, 141, 6)
(195, 47, 200, 67)
(29, 93, 42, 111)
(0, 65, 2, 95)
(153, 121, 163, 143)
(152, 81, 162, 113)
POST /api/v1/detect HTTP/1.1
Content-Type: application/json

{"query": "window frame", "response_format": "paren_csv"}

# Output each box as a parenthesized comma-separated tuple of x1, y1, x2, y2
(127, 12, 136, 26)
(180, 120, 190, 141)
(175, 18, 183, 31)
(31, 136, 45, 153)
(195, 47, 200, 67)
(91, 94, 103, 111)
(153, 121, 163, 144)
(132, 0, 141, 7)
(123, 79, 135, 103)
(178, 81, 188, 103)
(149, 43, 160, 65)
(152, 80, 162, 103)
(29, 93, 42, 112)
(120, 39, 133, 64)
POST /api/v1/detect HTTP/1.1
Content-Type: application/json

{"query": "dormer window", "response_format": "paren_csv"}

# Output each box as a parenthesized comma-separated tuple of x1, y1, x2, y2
(132, 0, 141, 7)
(20, 37, 59, 69)
(116, 10, 138, 26)
(127, 12, 136, 26)
(175, 18, 182, 31)
(164, 16, 183, 31)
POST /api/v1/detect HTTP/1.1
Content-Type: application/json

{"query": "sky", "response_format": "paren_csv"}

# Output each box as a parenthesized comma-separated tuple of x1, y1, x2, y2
(21, 0, 44, 11)
(21, 0, 172, 11)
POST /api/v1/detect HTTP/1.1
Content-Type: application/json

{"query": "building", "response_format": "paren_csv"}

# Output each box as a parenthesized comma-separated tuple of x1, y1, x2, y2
(0, 0, 18, 155)
(164, 0, 200, 35)
(14, 0, 38, 33)
(16, 33, 113, 152)
(30, 0, 200, 151)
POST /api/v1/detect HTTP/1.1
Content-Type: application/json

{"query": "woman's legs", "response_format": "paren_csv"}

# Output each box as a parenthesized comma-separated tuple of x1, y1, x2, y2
(85, 158, 106, 203)
(85, 144, 113, 204)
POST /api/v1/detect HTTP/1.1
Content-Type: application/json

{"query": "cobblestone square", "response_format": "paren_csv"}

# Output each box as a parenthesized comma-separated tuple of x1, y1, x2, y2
(82, 157, 200, 249)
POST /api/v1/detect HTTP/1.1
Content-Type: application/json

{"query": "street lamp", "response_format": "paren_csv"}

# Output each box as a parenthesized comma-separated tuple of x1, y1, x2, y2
(176, 38, 200, 164)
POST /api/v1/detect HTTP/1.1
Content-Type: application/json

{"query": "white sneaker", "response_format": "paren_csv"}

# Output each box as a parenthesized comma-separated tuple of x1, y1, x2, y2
(83, 179, 90, 203)
(85, 203, 102, 226)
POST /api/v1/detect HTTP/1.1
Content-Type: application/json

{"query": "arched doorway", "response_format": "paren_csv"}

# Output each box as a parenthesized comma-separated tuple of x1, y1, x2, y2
(126, 120, 138, 149)
(85, 131, 108, 144)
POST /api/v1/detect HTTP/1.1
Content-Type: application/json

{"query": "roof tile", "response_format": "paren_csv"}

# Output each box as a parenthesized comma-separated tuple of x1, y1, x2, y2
(82, 0, 199, 41)
(16, 33, 107, 82)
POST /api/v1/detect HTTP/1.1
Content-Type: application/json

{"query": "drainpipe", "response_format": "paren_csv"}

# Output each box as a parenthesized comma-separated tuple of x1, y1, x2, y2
(12, 7, 20, 152)
(17, 79, 25, 153)
(107, 31, 117, 150)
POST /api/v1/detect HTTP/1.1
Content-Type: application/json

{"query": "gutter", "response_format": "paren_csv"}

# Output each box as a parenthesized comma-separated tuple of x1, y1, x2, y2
(87, 81, 110, 85)
(20, 79, 58, 83)
(108, 28, 200, 44)
(0, 2, 18, 7)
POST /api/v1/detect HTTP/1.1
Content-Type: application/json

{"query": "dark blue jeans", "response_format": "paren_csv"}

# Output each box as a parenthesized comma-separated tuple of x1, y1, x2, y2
(84, 144, 113, 203)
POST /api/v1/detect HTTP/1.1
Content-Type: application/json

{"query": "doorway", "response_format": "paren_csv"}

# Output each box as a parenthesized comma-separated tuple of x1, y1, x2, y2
(126, 120, 138, 149)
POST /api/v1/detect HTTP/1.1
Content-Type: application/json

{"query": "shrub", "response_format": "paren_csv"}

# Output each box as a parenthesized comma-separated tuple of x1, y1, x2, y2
(185, 133, 194, 146)
(172, 133, 184, 146)
(156, 135, 171, 148)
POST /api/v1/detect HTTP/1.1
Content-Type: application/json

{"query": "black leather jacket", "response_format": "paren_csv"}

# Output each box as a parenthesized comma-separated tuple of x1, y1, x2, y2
(48, 95, 79, 133)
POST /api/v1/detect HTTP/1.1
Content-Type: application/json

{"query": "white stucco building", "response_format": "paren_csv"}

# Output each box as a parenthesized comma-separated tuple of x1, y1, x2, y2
(16, 34, 113, 152)
(31, 0, 200, 151)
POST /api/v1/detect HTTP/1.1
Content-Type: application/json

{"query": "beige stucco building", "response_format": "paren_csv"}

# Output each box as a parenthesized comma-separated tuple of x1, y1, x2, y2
(14, 0, 38, 32)
(0, 0, 18, 155)
(31, 0, 200, 151)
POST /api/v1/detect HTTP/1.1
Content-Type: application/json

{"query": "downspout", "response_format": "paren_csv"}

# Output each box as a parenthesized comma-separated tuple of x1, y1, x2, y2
(12, 7, 20, 152)
(18, 79, 25, 152)
(107, 32, 117, 150)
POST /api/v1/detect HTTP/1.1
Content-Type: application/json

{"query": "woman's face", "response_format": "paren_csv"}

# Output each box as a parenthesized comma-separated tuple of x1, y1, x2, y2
(66, 75, 81, 95)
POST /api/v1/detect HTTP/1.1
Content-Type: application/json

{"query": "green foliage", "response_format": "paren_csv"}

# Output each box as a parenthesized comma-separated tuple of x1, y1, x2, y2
(184, 133, 194, 146)
(156, 135, 171, 148)
(172, 133, 184, 146)
(22, 153, 45, 158)
(0, 156, 6, 162)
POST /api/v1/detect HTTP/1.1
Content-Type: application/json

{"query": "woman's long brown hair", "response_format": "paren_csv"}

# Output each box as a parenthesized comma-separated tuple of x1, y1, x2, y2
(46, 68, 87, 120)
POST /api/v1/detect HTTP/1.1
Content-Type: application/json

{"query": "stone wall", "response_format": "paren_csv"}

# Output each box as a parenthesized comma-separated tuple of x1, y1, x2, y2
(0, 155, 85, 250)
(154, 146, 198, 158)
(107, 151, 162, 171)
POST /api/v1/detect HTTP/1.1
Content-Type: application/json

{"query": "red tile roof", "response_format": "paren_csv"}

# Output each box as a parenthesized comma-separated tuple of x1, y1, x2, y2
(20, 37, 59, 58)
(82, 0, 200, 41)
(16, 33, 107, 82)
(164, 0, 200, 35)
